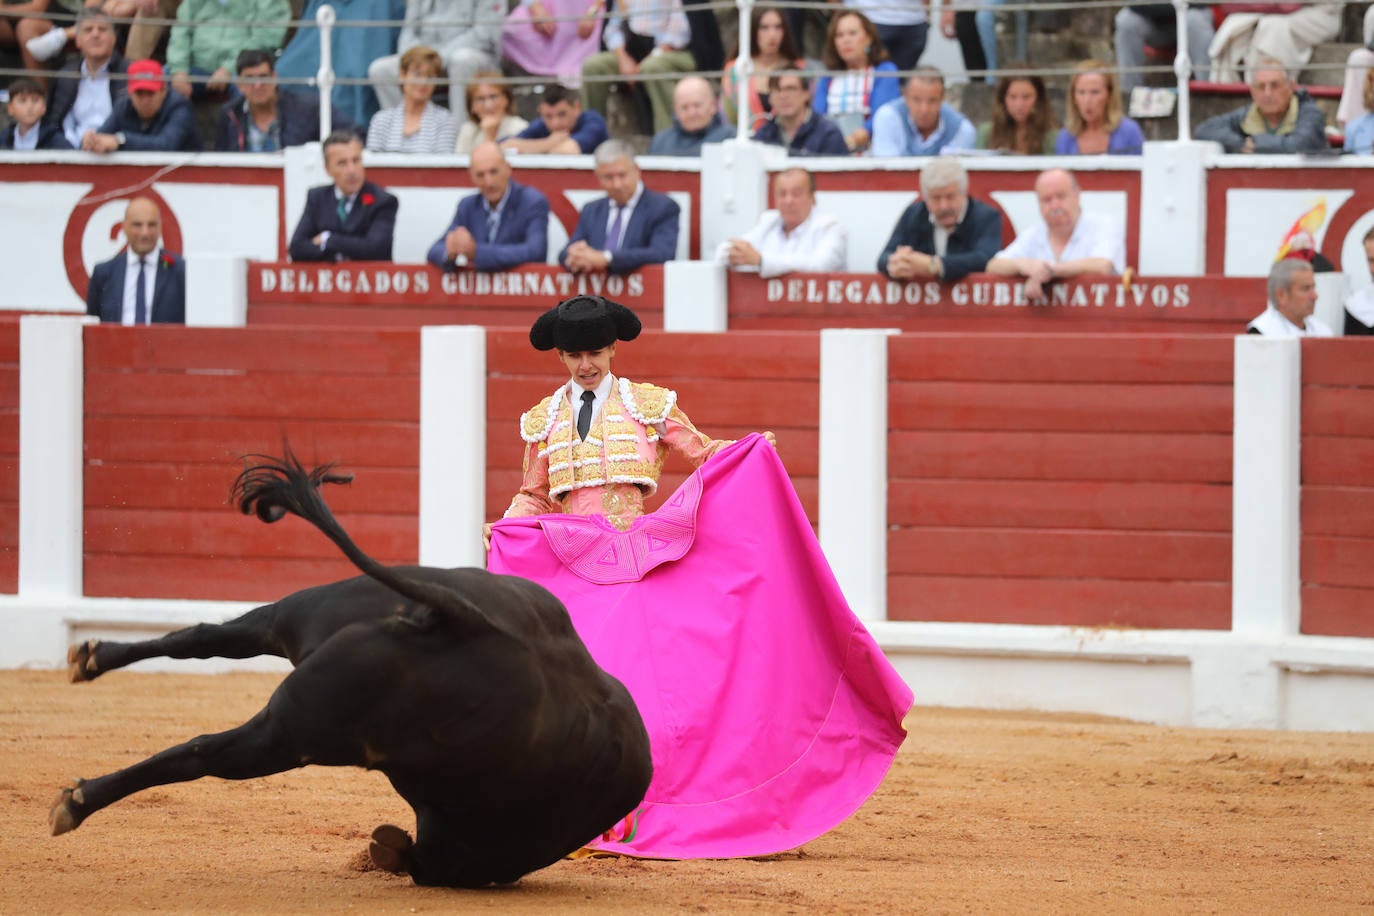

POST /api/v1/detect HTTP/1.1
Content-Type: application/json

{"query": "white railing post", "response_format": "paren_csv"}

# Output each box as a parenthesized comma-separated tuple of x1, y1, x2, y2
(316, 4, 336, 140)
(1173, 0, 1191, 141)
(185, 255, 248, 327)
(663, 261, 727, 331)
(1313, 271, 1350, 337)
(419, 325, 487, 570)
(735, 0, 753, 142)
(1139, 140, 1207, 275)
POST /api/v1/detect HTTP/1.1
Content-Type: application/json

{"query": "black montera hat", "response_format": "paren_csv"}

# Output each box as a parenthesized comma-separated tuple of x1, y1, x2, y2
(529, 295, 642, 352)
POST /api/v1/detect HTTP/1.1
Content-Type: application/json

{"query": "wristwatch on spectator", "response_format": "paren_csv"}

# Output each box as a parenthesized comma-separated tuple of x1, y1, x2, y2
(603, 250, 614, 266)
(114, 131, 126, 148)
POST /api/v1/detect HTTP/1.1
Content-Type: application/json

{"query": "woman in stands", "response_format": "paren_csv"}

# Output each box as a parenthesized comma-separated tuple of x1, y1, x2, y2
(454, 71, 529, 154)
(501, 0, 604, 87)
(977, 65, 1057, 154)
(1344, 69, 1374, 154)
(1055, 59, 1144, 155)
(366, 45, 458, 153)
(812, 9, 899, 154)
(721, 5, 806, 133)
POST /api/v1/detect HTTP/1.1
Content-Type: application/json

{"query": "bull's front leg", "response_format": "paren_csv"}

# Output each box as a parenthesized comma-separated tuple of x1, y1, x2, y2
(66, 604, 286, 683)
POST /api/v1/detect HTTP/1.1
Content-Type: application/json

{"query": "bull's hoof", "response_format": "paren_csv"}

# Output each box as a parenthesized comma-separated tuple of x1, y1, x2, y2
(66, 641, 102, 683)
(49, 781, 87, 836)
(369, 824, 414, 874)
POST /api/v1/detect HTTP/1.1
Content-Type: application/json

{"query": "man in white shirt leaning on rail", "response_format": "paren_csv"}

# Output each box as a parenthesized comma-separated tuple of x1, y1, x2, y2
(715, 168, 848, 278)
(986, 167, 1125, 303)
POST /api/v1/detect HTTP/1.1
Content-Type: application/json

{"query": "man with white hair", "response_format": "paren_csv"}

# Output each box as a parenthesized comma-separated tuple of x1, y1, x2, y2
(986, 168, 1125, 302)
(1247, 258, 1332, 336)
(878, 156, 1003, 282)
(561, 139, 680, 275)
(647, 76, 733, 155)
(716, 168, 846, 277)
(1194, 60, 1326, 154)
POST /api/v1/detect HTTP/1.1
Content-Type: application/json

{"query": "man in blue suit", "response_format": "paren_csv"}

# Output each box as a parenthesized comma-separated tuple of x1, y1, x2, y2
(426, 142, 550, 272)
(86, 197, 187, 325)
(560, 139, 679, 276)
(289, 129, 399, 262)
(877, 156, 1004, 282)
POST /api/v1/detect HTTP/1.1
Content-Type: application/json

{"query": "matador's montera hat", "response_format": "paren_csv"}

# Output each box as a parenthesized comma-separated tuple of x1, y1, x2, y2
(529, 295, 642, 352)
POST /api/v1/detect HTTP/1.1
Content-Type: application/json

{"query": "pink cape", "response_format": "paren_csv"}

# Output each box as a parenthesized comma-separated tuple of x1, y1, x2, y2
(487, 434, 913, 859)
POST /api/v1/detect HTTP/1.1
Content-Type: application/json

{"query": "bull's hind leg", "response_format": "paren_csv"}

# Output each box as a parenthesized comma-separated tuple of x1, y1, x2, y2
(49, 707, 303, 836)
(68, 603, 287, 683)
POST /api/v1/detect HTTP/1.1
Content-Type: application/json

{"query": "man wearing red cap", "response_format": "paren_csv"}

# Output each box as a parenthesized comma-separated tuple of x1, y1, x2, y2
(83, 58, 202, 152)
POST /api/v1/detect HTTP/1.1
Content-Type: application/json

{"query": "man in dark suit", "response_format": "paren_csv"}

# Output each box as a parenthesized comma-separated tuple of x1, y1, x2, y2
(288, 129, 399, 262)
(877, 156, 1003, 282)
(86, 197, 187, 325)
(82, 59, 202, 153)
(215, 49, 354, 152)
(560, 139, 679, 276)
(426, 141, 550, 272)
(43, 5, 127, 149)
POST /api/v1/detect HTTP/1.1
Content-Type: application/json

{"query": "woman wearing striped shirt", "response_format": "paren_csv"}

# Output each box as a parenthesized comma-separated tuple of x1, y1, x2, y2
(367, 45, 459, 153)
(811, 10, 899, 155)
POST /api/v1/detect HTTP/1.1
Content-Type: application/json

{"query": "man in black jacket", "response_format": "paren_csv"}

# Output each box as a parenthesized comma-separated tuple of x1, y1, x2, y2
(215, 49, 354, 151)
(82, 58, 203, 153)
(288, 129, 398, 262)
(44, 5, 127, 149)
(878, 156, 1004, 282)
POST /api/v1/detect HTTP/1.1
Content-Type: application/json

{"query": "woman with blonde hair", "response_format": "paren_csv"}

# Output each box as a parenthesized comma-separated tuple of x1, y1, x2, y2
(977, 65, 1056, 154)
(1054, 59, 1144, 155)
(454, 71, 529, 153)
(366, 45, 458, 153)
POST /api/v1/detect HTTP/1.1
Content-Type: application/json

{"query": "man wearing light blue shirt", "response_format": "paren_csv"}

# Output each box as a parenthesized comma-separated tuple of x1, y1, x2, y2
(870, 67, 976, 158)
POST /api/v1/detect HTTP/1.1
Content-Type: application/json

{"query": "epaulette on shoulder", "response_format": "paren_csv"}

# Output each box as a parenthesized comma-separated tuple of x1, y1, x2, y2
(520, 392, 560, 443)
(619, 378, 677, 425)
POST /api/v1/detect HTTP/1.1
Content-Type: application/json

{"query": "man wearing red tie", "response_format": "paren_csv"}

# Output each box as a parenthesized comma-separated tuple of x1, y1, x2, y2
(559, 139, 680, 276)
(85, 197, 186, 325)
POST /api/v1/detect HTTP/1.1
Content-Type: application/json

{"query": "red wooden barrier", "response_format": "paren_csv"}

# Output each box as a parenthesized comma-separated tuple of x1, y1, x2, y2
(887, 334, 1235, 628)
(729, 273, 1261, 332)
(0, 317, 18, 593)
(247, 263, 666, 329)
(1300, 339, 1374, 638)
(82, 326, 421, 600)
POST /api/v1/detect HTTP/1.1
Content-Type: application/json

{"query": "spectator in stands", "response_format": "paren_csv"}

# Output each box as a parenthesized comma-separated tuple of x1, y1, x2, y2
(941, 0, 1001, 85)
(503, 82, 609, 154)
(560, 139, 678, 275)
(1114, 3, 1214, 95)
(842, 0, 927, 73)
(813, 10, 899, 154)
(366, 45, 458, 152)
(426, 142, 550, 271)
(715, 167, 846, 277)
(22, 0, 139, 69)
(83, 59, 202, 151)
(166, 0, 290, 100)
(1209, 0, 1341, 84)
(43, 5, 126, 149)
(369, 0, 503, 112)
(648, 76, 732, 155)
(721, 5, 805, 133)
(752, 70, 850, 156)
(1337, 6, 1374, 129)
(878, 157, 1003, 282)
(1342, 226, 1374, 335)
(216, 50, 352, 151)
(2, 77, 72, 149)
(1343, 69, 1374, 154)
(454, 71, 527, 153)
(454, 71, 528, 153)
(502, 0, 603, 83)
(1246, 258, 1331, 336)
(276, 0, 405, 128)
(86, 197, 186, 325)
(1055, 60, 1144, 155)
(2, 0, 79, 81)
(579, 0, 692, 135)
(871, 68, 976, 158)
(987, 168, 1125, 302)
(288, 129, 399, 262)
(1194, 59, 1326, 153)
(976, 66, 1056, 154)
(125, 0, 183, 63)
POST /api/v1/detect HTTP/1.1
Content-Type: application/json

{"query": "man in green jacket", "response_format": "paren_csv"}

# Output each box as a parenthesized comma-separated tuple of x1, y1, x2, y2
(166, 0, 290, 99)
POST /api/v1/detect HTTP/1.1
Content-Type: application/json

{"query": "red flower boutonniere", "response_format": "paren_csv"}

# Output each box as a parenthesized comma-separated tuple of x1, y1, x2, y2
(160, 253, 174, 270)
(361, 192, 375, 207)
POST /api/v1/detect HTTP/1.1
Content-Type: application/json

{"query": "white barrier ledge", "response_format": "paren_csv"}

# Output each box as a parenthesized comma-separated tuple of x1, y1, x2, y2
(419, 325, 486, 570)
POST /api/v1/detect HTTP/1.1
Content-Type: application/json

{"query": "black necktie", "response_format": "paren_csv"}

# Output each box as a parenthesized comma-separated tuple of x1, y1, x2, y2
(134, 257, 148, 325)
(577, 390, 595, 441)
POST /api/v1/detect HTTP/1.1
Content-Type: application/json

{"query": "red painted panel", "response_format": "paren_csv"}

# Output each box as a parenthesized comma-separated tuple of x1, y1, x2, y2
(84, 372, 419, 420)
(889, 381, 1233, 433)
(890, 479, 1232, 531)
(85, 509, 415, 561)
(1302, 487, 1374, 538)
(1301, 437, 1374, 487)
(1302, 338, 1374, 387)
(84, 555, 375, 601)
(1302, 387, 1374, 438)
(888, 528, 1229, 581)
(1300, 536, 1374, 590)
(888, 334, 1234, 383)
(1301, 585, 1374, 638)
(887, 430, 1233, 482)
(85, 417, 419, 465)
(85, 464, 418, 514)
(84, 326, 421, 374)
(886, 575, 1230, 629)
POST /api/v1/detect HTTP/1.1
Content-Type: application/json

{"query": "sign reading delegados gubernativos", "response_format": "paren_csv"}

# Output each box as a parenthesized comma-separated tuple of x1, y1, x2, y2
(251, 263, 659, 305)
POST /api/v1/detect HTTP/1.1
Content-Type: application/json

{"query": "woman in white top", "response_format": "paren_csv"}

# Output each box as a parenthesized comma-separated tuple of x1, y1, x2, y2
(366, 45, 458, 153)
(812, 10, 900, 154)
(454, 70, 529, 154)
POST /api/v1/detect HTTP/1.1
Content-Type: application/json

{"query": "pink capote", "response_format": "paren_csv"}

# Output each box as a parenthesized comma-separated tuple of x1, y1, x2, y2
(487, 434, 914, 859)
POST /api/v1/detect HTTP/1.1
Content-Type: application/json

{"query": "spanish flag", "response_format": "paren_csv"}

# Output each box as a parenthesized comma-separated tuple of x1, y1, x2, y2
(1274, 198, 1327, 262)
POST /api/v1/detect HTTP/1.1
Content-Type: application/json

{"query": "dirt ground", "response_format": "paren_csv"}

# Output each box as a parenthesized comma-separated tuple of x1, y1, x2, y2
(1, 669, 1371, 914)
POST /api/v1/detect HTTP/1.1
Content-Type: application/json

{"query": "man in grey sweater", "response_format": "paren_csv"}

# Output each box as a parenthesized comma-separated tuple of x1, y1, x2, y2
(1194, 60, 1328, 153)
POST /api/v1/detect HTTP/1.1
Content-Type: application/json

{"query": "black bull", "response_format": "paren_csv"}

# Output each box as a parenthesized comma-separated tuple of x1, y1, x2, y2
(49, 453, 652, 888)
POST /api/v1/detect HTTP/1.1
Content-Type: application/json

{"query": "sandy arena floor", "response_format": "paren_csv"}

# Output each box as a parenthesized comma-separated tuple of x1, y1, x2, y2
(1, 669, 1371, 914)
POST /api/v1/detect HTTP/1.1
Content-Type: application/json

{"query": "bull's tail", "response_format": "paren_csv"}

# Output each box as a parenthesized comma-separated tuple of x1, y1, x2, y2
(231, 446, 496, 634)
